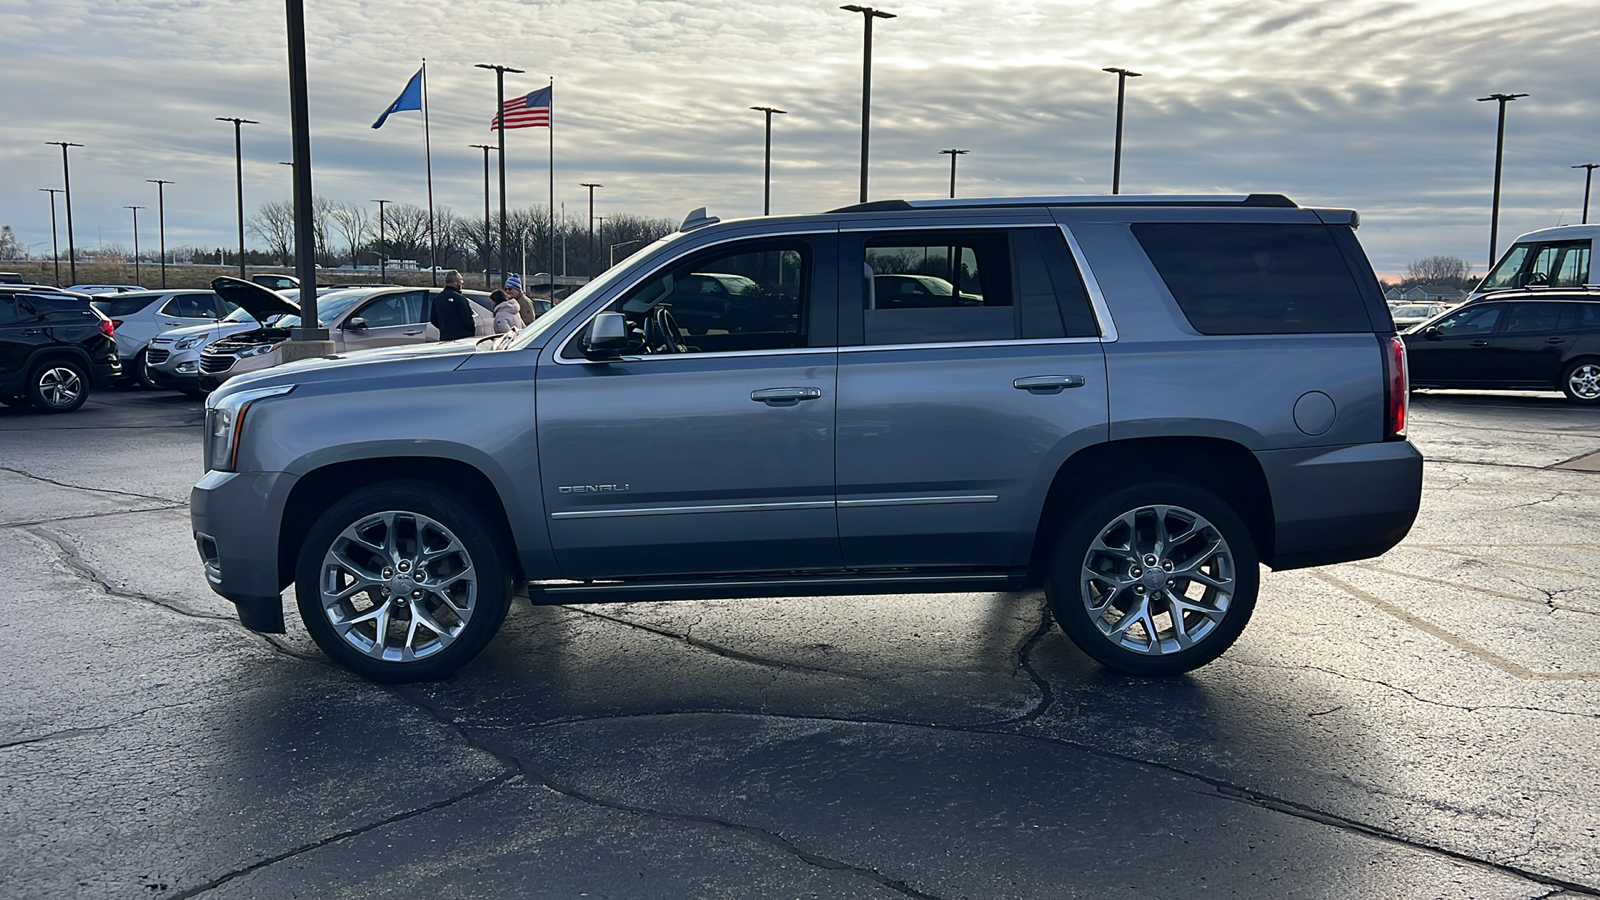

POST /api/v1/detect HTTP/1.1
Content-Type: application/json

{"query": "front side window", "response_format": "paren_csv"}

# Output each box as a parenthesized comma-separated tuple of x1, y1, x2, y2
(357, 291, 426, 327)
(1479, 244, 1531, 291)
(164, 293, 219, 319)
(1432, 304, 1501, 336)
(1534, 242, 1591, 288)
(567, 242, 809, 358)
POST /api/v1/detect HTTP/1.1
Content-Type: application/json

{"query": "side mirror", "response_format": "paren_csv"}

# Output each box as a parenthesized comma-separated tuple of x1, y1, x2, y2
(345, 316, 367, 331)
(1424, 326, 1441, 341)
(581, 312, 629, 360)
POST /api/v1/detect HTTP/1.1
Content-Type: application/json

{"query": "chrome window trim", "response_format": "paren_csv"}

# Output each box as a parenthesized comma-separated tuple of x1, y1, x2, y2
(551, 500, 833, 520)
(1055, 224, 1118, 342)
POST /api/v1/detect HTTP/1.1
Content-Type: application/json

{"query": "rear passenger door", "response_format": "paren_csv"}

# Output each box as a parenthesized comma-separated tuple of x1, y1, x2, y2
(834, 226, 1109, 570)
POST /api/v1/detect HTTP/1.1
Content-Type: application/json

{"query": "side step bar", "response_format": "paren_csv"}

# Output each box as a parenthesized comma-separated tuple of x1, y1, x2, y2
(523, 570, 1030, 605)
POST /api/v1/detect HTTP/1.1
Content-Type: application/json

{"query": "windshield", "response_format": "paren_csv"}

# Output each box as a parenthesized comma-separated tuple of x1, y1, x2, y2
(502, 232, 682, 351)
(1478, 244, 1531, 291)
(270, 289, 371, 329)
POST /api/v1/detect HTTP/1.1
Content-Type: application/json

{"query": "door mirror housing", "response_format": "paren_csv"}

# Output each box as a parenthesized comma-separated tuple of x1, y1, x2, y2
(581, 312, 629, 360)
(1424, 326, 1441, 341)
(345, 316, 367, 331)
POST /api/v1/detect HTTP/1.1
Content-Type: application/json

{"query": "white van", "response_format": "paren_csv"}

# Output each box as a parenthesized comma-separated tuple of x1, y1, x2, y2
(1470, 224, 1597, 301)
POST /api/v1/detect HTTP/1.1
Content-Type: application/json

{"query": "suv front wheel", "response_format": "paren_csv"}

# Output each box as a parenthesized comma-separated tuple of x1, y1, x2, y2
(295, 481, 513, 682)
(1047, 480, 1259, 675)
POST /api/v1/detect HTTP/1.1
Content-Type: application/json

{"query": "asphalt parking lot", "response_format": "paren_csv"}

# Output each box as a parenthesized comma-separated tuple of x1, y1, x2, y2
(1, 387, 1597, 899)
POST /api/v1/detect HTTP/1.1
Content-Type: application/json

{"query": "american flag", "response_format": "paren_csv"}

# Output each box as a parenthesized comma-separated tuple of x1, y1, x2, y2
(491, 86, 551, 130)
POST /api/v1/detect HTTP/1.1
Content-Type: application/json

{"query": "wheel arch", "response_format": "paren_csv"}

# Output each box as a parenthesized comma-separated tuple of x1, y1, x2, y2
(1027, 436, 1276, 585)
(277, 457, 522, 590)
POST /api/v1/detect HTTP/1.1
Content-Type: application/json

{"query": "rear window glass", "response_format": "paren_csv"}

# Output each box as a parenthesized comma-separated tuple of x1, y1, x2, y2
(92, 295, 158, 317)
(1132, 223, 1372, 335)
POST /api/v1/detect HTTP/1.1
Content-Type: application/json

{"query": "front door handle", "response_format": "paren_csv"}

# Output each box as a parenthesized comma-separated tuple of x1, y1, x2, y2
(1470, 340, 1490, 347)
(1547, 337, 1567, 344)
(403, 329, 423, 336)
(1013, 375, 1087, 394)
(751, 387, 822, 406)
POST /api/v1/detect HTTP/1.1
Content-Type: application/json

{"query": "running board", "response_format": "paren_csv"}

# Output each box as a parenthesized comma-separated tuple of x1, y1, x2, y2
(525, 571, 1029, 605)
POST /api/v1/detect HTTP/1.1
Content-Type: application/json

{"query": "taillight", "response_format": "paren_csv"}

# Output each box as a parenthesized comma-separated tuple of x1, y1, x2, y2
(110, 319, 123, 329)
(1385, 335, 1408, 440)
(99, 319, 115, 338)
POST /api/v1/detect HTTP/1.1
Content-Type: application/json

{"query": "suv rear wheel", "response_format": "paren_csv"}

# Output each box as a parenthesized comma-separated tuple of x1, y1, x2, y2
(26, 359, 89, 413)
(295, 481, 513, 682)
(1046, 480, 1259, 675)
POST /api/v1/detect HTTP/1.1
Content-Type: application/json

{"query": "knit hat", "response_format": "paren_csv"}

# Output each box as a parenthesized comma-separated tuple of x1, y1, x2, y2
(504, 273, 523, 292)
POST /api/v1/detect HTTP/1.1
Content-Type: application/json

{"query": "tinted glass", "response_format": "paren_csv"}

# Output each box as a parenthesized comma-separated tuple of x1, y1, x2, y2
(1036, 227, 1101, 338)
(863, 231, 1012, 344)
(1502, 302, 1563, 335)
(1133, 223, 1372, 335)
(357, 291, 426, 327)
(1478, 244, 1531, 291)
(1556, 302, 1600, 332)
(0, 296, 16, 326)
(164, 293, 219, 319)
(92, 295, 158, 317)
(1432, 304, 1500, 336)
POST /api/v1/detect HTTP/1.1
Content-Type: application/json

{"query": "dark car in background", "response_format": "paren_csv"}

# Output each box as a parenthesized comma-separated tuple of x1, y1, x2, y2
(1404, 290, 1600, 403)
(1, 285, 122, 412)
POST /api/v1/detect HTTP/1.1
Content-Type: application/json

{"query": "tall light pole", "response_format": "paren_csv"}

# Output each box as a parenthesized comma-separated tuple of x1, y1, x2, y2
(470, 144, 496, 288)
(610, 239, 642, 269)
(580, 182, 602, 278)
(750, 106, 787, 214)
(145, 180, 173, 288)
(38, 188, 62, 286)
(1477, 92, 1527, 266)
(1568, 164, 1593, 222)
(123, 206, 145, 286)
(215, 116, 258, 278)
(45, 142, 82, 285)
(476, 62, 524, 287)
(938, 148, 968, 199)
(1102, 67, 1142, 195)
(841, 5, 895, 203)
(372, 199, 392, 281)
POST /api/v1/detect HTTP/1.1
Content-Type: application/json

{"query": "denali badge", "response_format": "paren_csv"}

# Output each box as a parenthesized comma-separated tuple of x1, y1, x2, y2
(558, 484, 631, 493)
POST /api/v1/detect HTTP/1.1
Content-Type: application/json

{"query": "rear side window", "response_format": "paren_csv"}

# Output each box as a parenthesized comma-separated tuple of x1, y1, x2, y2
(93, 295, 158, 318)
(1558, 302, 1600, 332)
(1133, 223, 1373, 335)
(1501, 302, 1563, 334)
(862, 231, 1013, 344)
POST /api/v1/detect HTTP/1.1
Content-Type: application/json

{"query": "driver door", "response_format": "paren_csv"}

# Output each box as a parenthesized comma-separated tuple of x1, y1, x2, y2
(340, 290, 430, 351)
(535, 234, 841, 579)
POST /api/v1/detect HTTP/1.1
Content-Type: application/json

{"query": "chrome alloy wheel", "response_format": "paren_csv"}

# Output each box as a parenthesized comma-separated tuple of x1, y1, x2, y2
(319, 510, 477, 663)
(1080, 504, 1235, 655)
(37, 366, 84, 408)
(1567, 364, 1600, 400)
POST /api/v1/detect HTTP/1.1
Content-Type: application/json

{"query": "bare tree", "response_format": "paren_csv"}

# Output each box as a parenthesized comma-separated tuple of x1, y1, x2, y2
(1404, 255, 1473, 288)
(0, 225, 20, 259)
(247, 200, 295, 262)
(328, 201, 370, 267)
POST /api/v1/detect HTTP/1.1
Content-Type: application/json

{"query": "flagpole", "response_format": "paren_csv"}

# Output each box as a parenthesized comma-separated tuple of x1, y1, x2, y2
(422, 59, 437, 286)
(548, 77, 555, 296)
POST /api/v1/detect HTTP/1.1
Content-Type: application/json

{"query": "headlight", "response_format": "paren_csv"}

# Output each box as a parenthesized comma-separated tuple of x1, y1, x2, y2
(175, 335, 207, 351)
(238, 343, 280, 359)
(205, 384, 296, 472)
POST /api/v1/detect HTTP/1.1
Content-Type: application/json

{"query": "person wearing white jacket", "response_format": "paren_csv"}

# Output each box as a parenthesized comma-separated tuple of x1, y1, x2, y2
(492, 292, 522, 334)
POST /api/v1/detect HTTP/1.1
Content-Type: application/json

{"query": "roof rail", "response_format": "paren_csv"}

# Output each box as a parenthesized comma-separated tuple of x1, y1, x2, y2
(828, 193, 1298, 213)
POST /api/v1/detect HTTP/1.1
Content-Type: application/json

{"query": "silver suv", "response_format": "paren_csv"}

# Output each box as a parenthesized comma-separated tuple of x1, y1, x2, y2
(192, 194, 1422, 682)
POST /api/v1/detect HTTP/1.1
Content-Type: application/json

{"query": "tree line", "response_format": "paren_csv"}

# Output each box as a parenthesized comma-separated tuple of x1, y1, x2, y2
(245, 199, 676, 277)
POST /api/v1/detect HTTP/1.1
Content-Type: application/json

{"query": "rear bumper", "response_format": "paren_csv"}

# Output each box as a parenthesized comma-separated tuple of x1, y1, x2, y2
(91, 357, 122, 388)
(191, 468, 297, 632)
(1258, 441, 1423, 570)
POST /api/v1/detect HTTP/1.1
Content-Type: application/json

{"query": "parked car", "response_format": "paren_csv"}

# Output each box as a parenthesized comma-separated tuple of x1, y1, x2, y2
(191, 192, 1422, 683)
(197, 284, 495, 391)
(0, 272, 25, 284)
(1, 285, 122, 412)
(68, 284, 145, 295)
(91, 290, 235, 388)
(250, 274, 299, 291)
(1389, 302, 1451, 330)
(1404, 290, 1600, 403)
(1470, 224, 1597, 302)
(146, 286, 359, 395)
(872, 273, 986, 308)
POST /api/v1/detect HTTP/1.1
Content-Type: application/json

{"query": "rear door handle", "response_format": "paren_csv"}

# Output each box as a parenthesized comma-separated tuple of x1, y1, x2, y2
(403, 329, 423, 336)
(1013, 375, 1087, 394)
(1470, 340, 1490, 347)
(1547, 337, 1566, 344)
(751, 387, 822, 405)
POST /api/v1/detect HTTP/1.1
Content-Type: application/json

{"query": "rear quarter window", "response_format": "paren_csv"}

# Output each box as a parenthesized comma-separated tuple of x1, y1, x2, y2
(1132, 223, 1373, 335)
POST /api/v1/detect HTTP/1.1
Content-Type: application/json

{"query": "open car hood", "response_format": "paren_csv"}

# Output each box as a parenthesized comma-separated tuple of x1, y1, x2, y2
(211, 276, 300, 322)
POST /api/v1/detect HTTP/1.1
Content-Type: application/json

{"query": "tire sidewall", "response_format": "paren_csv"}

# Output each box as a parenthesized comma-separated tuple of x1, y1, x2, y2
(295, 480, 513, 683)
(1560, 359, 1600, 405)
(1046, 479, 1260, 676)
(135, 348, 158, 390)
(27, 359, 89, 413)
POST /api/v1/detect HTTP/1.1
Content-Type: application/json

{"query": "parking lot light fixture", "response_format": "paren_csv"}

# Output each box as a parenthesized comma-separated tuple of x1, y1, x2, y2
(841, 5, 895, 203)
(215, 117, 259, 278)
(38, 188, 63, 286)
(146, 180, 173, 288)
(938, 148, 968, 199)
(1568, 166, 1593, 225)
(1102, 67, 1142, 195)
(750, 106, 788, 214)
(45, 142, 82, 284)
(123, 206, 146, 286)
(1476, 93, 1527, 266)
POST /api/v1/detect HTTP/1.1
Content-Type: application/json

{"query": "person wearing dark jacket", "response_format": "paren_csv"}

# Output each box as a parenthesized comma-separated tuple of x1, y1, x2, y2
(430, 270, 476, 341)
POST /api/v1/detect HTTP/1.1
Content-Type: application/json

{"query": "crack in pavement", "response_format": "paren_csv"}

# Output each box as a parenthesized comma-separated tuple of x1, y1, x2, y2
(1351, 563, 1600, 618)
(1, 464, 183, 505)
(391, 686, 952, 900)
(0, 695, 231, 751)
(1498, 491, 1574, 512)
(1, 502, 189, 530)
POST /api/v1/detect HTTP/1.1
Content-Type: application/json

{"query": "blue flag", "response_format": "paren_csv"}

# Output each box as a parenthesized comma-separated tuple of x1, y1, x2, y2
(372, 68, 423, 129)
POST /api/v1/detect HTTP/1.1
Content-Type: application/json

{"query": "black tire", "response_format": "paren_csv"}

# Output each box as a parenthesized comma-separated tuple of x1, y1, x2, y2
(295, 480, 513, 683)
(134, 349, 159, 390)
(1559, 359, 1600, 405)
(1045, 479, 1259, 676)
(25, 358, 90, 413)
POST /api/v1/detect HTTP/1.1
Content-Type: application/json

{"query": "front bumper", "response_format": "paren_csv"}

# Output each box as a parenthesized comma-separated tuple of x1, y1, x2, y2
(1259, 440, 1424, 570)
(191, 468, 298, 632)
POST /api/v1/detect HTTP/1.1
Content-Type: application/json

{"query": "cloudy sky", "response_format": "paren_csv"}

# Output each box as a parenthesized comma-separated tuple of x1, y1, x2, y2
(2, 0, 1597, 277)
